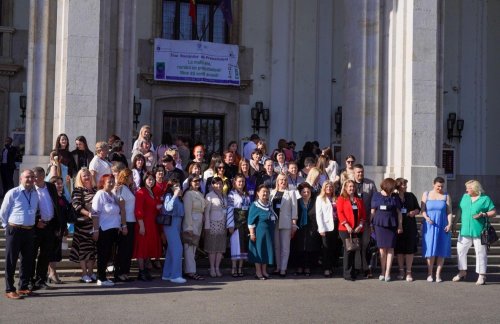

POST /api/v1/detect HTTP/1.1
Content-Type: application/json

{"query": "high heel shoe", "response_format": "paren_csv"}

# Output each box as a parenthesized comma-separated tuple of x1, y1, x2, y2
(48, 275, 63, 284)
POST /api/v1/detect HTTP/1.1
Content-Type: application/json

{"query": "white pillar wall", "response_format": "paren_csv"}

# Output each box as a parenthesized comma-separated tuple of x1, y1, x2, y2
(269, 0, 294, 148)
(53, 0, 102, 150)
(342, 0, 384, 183)
(384, 0, 441, 197)
(22, 0, 56, 170)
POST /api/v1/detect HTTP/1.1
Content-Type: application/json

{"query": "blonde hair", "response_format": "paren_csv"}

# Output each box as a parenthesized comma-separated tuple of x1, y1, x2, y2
(318, 180, 336, 202)
(465, 180, 484, 196)
(274, 173, 288, 191)
(74, 168, 96, 188)
(305, 167, 321, 186)
(95, 141, 108, 152)
(139, 125, 152, 139)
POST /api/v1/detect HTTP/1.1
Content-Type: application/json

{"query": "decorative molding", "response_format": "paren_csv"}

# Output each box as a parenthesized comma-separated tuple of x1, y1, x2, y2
(139, 72, 252, 90)
(0, 63, 22, 75)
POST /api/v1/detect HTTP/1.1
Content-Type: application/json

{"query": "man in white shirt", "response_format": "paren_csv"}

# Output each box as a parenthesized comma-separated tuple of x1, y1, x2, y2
(243, 134, 259, 161)
(31, 167, 61, 290)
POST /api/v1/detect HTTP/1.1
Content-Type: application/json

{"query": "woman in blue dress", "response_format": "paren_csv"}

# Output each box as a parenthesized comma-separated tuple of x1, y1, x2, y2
(248, 184, 275, 280)
(421, 177, 452, 283)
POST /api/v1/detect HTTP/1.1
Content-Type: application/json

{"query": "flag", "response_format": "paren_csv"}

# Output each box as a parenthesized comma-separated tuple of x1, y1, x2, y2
(218, 0, 232, 26)
(189, 0, 196, 24)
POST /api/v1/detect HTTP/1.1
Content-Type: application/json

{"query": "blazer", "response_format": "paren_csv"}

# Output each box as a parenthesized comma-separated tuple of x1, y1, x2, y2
(1, 145, 17, 168)
(35, 181, 63, 232)
(336, 196, 366, 232)
(270, 189, 298, 230)
(315, 196, 336, 233)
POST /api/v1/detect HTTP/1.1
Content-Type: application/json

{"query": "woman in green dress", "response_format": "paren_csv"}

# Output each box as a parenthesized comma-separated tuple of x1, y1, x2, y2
(453, 180, 496, 285)
(248, 185, 275, 280)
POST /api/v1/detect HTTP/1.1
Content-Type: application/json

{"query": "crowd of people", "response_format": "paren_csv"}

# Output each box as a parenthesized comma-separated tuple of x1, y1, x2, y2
(0, 126, 497, 299)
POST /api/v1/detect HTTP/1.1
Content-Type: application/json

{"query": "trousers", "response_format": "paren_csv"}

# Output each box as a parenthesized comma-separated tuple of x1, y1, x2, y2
(5, 225, 34, 292)
(274, 227, 292, 271)
(457, 235, 487, 274)
(163, 217, 183, 279)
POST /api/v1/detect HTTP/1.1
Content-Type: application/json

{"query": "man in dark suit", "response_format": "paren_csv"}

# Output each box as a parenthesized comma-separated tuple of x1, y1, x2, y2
(1, 137, 18, 197)
(31, 167, 61, 290)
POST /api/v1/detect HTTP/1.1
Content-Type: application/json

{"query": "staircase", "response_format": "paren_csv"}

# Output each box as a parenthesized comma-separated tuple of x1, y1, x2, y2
(1, 216, 500, 276)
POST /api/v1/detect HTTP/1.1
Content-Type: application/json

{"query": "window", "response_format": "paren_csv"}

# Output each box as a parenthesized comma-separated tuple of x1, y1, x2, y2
(162, 0, 229, 43)
(163, 113, 225, 156)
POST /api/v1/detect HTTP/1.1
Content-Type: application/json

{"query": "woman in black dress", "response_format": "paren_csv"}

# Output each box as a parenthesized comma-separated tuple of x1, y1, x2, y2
(293, 182, 321, 276)
(69, 168, 98, 283)
(394, 178, 420, 282)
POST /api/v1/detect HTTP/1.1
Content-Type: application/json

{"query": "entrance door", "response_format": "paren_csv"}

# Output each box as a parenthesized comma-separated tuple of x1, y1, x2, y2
(163, 113, 224, 157)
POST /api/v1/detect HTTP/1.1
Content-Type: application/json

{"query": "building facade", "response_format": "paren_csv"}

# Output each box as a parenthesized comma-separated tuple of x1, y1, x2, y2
(0, 0, 499, 204)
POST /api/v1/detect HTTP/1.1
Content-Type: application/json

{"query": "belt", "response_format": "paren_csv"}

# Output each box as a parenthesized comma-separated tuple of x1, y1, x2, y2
(8, 223, 34, 230)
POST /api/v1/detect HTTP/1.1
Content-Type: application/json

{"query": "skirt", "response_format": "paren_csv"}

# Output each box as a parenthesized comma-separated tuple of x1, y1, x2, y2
(204, 219, 227, 253)
(374, 225, 397, 249)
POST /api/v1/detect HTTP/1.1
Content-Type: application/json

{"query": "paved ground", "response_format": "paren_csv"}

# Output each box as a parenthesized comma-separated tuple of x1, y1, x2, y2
(1, 270, 499, 323)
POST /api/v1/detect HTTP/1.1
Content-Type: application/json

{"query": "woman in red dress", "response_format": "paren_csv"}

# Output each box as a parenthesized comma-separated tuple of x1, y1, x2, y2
(133, 171, 162, 281)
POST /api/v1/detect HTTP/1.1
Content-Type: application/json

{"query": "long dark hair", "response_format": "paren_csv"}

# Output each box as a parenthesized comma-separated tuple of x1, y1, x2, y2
(54, 133, 70, 152)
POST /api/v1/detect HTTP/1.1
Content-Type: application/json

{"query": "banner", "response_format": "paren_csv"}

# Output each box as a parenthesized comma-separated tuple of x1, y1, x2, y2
(154, 38, 240, 86)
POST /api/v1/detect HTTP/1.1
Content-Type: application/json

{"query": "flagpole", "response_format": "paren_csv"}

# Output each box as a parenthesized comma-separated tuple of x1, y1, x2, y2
(198, 3, 220, 41)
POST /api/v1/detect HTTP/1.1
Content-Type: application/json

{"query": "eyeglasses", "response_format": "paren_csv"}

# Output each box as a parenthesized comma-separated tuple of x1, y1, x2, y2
(346, 160, 355, 163)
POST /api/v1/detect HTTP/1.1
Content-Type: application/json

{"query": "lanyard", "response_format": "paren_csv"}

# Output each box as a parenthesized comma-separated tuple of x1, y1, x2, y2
(215, 191, 226, 208)
(22, 190, 32, 208)
(288, 175, 297, 187)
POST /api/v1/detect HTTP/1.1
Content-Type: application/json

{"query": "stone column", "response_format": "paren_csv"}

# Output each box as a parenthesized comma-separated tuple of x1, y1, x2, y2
(269, 0, 294, 146)
(113, 0, 136, 152)
(22, 0, 57, 170)
(384, 0, 442, 197)
(52, 0, 102, 150)
(342, 0, 384, 182)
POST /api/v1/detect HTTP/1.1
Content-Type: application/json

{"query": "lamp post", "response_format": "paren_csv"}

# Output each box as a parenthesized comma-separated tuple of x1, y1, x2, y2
(446, 112, 464, 142)
(250, 101, 270, 133)
(133, 97, 142, 131)
(19, 95, 27, 124)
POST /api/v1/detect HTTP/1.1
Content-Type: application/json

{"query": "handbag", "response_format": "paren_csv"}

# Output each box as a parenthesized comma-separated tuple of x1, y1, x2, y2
(156, 205, 173, 226)
(480, 218, 498, 247)
(345, 233, 360, 252)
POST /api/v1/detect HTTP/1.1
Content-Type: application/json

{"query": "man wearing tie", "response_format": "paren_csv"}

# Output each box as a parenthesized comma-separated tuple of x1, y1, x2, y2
(0, 137, 18, 197)
(1, 169, 39, 299)
(31, 167, 61, 290)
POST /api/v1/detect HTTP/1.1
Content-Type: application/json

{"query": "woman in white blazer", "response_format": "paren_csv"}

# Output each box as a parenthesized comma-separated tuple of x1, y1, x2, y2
(315, 180, 338, 277)
(269, 173, 298, 277)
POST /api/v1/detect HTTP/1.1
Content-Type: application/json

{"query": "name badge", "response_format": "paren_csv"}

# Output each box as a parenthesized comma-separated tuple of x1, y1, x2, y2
(401, 208, 407, 214)
(276, 204, 281, 209)
(357, 192, 362, 198)
(28, 209, 35, 215)
(380, 205, 387, 211)
(270, 215, 276, 221)
(249, 190, 254, 196)
(242, 206, 249, 211)
(352, 205, 358, 210)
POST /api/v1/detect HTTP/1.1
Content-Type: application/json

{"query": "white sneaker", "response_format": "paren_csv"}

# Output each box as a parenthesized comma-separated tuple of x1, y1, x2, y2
(107, 265, 115, 272)
(170, 277, 187, 284)
(97, 279, 115, 287)
(384, 276, 391, 282)
(81, 275, 92, 283)
(427, 276, 434, 282)
(378, 275, 385, 281)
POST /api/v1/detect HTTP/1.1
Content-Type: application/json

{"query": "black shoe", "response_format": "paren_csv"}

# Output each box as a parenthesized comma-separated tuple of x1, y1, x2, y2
(137, 270, 149, 282)
(32, 282, 51, 291)
(144, 269, 153, 281)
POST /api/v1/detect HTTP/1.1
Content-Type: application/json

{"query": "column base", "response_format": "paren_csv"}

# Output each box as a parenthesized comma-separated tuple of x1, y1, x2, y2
(20, 155, 50, 173)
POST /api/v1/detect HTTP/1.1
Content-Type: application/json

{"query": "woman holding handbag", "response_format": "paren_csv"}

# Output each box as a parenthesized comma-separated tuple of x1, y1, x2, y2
(453, 180, 496, 285)
(337, 180, 366, 281)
